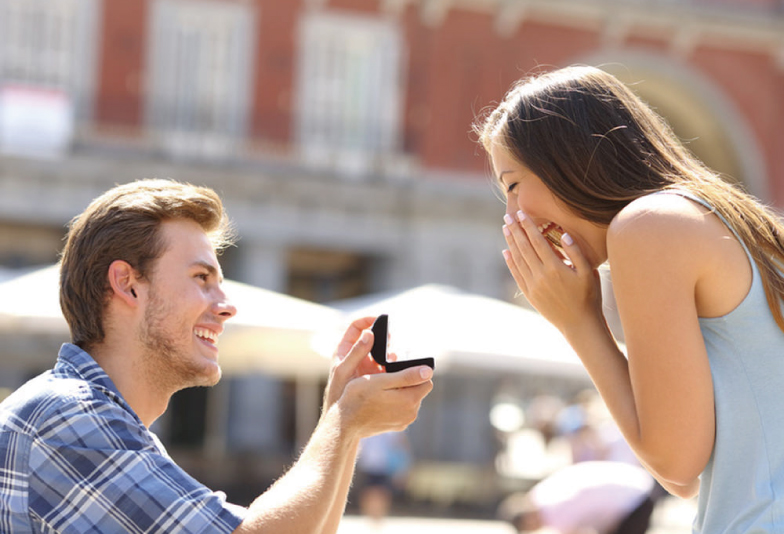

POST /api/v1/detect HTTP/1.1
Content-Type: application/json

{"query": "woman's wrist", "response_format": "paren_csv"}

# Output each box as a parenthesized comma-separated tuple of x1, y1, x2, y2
(561, 308, 617, 356)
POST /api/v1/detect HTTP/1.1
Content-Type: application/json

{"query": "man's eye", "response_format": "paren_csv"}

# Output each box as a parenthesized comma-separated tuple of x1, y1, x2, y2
(197, 273, 209, 281)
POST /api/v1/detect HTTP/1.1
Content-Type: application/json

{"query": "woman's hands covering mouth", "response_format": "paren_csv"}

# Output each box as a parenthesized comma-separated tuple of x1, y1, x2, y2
(502, 211, 604, 335)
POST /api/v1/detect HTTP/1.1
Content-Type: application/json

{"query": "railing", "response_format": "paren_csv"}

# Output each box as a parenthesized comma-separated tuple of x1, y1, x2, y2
(582, 0, 784, 15)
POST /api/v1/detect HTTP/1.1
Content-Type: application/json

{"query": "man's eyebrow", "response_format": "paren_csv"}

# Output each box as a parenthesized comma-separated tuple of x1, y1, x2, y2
(192, 261, 224, 283)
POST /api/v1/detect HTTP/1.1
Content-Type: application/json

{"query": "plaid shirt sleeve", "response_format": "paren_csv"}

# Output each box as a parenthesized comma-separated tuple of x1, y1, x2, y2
(13, 386, 246, 534)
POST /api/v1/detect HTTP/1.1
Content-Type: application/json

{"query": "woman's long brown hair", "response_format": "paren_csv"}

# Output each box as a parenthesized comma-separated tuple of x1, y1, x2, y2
(475, 66, 784, 331)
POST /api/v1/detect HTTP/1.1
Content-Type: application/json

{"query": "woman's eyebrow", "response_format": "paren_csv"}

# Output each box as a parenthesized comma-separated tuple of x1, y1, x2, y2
(497, 170, 514, 184)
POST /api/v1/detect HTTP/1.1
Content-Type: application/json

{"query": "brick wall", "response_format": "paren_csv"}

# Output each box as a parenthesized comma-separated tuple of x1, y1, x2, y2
(91, 0, 784, 202)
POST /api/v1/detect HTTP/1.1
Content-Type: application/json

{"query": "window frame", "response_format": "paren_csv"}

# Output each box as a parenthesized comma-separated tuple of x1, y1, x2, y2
(295, 10, 406, 174)
(145, 0, 255, 158)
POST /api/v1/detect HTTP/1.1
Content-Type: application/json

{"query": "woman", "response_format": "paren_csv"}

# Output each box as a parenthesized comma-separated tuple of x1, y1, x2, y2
(475, 65, 784, 532)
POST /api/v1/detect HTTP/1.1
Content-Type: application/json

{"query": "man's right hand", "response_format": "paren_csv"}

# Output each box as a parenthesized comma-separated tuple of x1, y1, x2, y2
(338, 360, 433, 439)
(234, 316, 433, 534)
(322, 316, 434, 439)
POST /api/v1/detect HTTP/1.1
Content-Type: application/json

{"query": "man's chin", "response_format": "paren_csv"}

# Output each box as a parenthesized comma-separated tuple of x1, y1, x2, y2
(179, 358, 223, 389)
(195, 363, 222, 387)
(194, 345, 224, 381)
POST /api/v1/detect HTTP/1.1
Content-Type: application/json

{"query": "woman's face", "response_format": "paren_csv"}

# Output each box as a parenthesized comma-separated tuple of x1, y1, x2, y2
(490, 142, 608, 268)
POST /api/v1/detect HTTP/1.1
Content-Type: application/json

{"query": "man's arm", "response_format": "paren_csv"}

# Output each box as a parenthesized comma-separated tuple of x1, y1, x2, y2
(320, 324, 413, 534)
(320, 439, 360, 534)
(233, 318, 434, 534)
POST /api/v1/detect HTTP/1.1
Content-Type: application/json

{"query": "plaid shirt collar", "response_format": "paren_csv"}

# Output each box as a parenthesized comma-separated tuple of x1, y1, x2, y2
(55, 343, 143, 426)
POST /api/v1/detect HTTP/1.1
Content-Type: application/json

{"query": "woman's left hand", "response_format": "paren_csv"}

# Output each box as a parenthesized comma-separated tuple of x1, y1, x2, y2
(502, 211, 603, 334)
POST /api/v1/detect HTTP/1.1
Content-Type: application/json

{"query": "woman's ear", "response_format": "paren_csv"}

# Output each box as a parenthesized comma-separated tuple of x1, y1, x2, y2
(107, 260, 141, 307)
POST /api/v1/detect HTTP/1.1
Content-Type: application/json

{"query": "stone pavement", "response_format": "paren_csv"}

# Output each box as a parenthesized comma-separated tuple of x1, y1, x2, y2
(338, 515, 516, 533)
(337, 496, 697, 534)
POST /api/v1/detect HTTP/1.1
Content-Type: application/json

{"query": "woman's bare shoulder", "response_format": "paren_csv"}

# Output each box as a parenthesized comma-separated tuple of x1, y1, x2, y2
(608, 193, 710, 245)
(607, 191, 751, 317)
(606, 192, 724, 285)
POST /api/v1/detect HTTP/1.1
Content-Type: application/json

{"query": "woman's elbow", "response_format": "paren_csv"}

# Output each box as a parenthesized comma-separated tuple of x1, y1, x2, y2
(645, 455, 704, 500)
(663, 477, 700, 499)
(641, 442, 708, 493)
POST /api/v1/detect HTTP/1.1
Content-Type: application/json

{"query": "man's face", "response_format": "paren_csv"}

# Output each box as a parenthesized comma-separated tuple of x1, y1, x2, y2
(138, 218, 236, 391)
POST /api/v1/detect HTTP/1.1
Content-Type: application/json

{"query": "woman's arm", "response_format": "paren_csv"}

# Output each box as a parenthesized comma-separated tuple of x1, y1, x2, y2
(502, 199, 716, 493)
(601, 200, 715, 486)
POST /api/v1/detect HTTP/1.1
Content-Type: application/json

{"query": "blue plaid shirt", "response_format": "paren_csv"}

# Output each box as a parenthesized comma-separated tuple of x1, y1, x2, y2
(0, 343, 246, 533)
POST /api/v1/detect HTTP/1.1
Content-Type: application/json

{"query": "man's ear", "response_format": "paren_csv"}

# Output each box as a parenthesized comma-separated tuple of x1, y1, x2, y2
(107, 260, 142, 307)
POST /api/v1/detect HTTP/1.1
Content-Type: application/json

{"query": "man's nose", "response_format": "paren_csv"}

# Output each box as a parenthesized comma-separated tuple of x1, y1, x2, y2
(213, 292, 237, 321)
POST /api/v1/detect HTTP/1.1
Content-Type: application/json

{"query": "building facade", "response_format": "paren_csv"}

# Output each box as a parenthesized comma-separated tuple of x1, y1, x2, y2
(1, 0, 782, 297)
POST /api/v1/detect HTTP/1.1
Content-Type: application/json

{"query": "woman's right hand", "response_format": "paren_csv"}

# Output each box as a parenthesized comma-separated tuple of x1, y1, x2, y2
(502, 210, 604, 336)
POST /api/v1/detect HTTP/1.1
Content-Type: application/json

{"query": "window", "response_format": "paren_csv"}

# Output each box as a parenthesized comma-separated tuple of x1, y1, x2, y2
(296, 12, 404, 174)
(0, 0, 98, 156)
(287, 247, 370, 303)
(147, 0, 254, 159)
(0, 0, 99, 119)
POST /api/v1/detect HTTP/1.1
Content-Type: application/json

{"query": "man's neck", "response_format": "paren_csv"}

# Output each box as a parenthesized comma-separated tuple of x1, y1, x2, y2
(89, 342, 171, 428)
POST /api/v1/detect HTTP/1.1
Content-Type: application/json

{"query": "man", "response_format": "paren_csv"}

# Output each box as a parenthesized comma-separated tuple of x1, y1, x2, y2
(0, 179, 433, 533)
(498, 461, 656, 534)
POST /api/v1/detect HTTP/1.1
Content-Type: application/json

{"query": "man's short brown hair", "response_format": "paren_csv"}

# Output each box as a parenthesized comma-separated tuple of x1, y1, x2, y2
(59, 179, 235, 350)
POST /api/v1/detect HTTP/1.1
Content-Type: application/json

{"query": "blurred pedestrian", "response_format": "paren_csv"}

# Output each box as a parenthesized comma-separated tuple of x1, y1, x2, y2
(557, 390, 637, 466)
(527, 394, 565, 446)
(356, 431, 412, 523)
(557, 392, 608, 464)
(498, 461, 656, 534)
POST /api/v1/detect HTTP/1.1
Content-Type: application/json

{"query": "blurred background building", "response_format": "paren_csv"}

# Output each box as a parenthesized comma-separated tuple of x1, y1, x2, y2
(0, 0, 782, 520)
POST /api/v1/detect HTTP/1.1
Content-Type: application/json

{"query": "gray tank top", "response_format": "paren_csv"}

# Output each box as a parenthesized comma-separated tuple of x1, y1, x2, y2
(659, 190, 784, 533)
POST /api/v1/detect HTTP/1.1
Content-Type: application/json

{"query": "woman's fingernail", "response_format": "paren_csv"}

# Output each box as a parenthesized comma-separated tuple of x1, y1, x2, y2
(361, 330, 372, 344)
(503, 225, 511, 236)
(517, 211, 526, 222)
(503, 214, 514, 225)
(562, 233, 574, 246)
(502, 249, 511, 261)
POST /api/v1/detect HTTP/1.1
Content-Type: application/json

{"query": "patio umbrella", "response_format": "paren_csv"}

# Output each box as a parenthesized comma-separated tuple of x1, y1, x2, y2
(330, 284, 593, 379)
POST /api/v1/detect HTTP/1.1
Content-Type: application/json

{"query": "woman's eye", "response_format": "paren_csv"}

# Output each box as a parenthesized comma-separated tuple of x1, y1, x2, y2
(506, 182, 518, 194)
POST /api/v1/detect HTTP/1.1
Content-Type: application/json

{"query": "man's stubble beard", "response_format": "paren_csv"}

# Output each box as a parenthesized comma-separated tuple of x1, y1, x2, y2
(139, 291, 220, 393)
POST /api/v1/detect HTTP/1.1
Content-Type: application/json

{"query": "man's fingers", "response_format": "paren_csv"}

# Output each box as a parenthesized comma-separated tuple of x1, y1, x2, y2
(374, 365, 434, 389)
(335, 328, 375, 376)
(334, 316, 376, 360)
